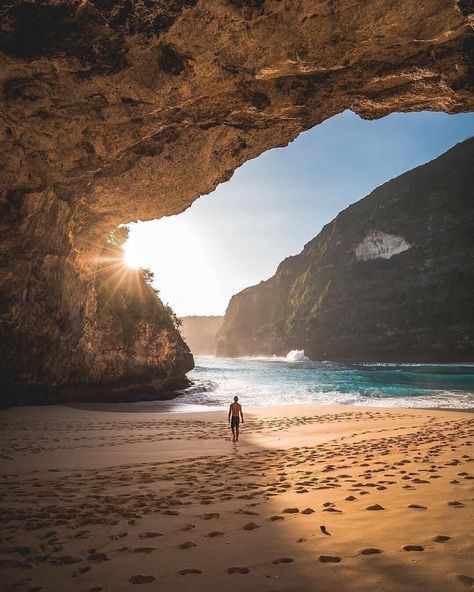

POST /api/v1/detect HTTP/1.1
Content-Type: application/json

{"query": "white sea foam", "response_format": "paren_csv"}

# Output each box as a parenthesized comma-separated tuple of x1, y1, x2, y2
(285, 349, 310, 362)
(172, 356, 474, 410)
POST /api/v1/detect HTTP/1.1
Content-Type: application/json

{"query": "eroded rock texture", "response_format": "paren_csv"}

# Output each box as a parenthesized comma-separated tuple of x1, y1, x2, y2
(0, 0, 473, 401)
(216, 139, 474, 362)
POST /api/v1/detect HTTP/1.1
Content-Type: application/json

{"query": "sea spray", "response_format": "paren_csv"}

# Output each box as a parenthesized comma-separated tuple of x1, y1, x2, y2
(285, 350, 310, 362)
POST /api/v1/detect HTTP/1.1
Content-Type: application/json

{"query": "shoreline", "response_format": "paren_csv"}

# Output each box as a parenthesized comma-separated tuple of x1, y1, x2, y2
(195, 354, 474, 365)
(1, 399, 473, 416)
(67, 399, 474, 414)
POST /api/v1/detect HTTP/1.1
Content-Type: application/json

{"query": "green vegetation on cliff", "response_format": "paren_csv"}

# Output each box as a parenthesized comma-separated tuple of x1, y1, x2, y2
(97, 229, 181, 350)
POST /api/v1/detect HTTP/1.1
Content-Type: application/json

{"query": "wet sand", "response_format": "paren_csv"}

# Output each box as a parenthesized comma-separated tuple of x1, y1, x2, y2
(0, 404, 473, 592)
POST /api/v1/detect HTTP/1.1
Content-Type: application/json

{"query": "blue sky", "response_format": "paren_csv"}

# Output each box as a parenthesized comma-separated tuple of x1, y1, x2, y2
(124, 110, 474, 316)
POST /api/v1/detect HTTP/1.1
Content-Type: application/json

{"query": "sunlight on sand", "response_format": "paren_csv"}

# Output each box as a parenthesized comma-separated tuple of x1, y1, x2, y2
(0, 405, 472, 591)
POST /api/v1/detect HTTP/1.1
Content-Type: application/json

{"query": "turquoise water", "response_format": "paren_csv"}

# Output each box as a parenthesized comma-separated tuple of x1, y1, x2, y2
(177, 354, 474, 409)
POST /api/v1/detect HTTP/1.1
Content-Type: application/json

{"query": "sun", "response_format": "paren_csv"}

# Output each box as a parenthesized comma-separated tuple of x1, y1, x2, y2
(123, 243, 142, 269)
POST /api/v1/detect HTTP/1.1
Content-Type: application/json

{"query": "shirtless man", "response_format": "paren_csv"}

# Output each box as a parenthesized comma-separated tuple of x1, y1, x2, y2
(228, 396, 244, 442)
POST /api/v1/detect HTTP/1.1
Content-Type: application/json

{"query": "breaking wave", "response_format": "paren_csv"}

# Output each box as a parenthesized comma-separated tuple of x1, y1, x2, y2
(174, 356, 474, 410)
(285, 349, 310, 362)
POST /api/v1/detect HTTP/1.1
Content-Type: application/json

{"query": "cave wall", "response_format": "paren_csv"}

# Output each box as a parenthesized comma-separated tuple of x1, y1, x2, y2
(0, 185, 192, 403)
(0, 0, 473, 401)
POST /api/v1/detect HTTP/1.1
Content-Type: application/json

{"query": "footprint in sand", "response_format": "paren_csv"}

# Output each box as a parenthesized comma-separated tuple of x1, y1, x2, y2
(408, 504, 427, 509)
(178, 568, 202, 575)
(360, 548, 383, 555)
(319, 555, 341, 563)
(282, 508, 299, 514)
(201, 513, 220, 520)
(456, 575, 473, 587)
(87, 552, 108, 562)
(272, 557, 294, 564)
(227, 566, 250, 574)
(366, 504, 384, 511)
(112, 543, 130, 552)
(179, 541, 197, 549)
(301, 508, 315, 515)
(243, 522, 259, 531)
(448, 501, 464, 508)
(206, 531, 224, 537)
(269, 515, 284, 521)
(110, 532, 128, 540)
(345, 495, 357, 501)
(433, 535, 452, 543)
(139, 532, 162, 539)
(132, 547, 155, 554)
(129, 575, 156, 584)
(402, 545, 424, 552)
(48, 554, 83, 566)
(73, 529, 91, 539)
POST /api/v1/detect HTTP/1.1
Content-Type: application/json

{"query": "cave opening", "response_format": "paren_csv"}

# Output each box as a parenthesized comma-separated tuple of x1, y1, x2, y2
(118, 109, 474, 343)
(3, 106, 473, 405)
(1, 0, 473, 405)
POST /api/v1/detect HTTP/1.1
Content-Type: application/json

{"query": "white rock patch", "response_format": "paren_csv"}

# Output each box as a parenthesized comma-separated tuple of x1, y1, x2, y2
(355, 230, 412, 261)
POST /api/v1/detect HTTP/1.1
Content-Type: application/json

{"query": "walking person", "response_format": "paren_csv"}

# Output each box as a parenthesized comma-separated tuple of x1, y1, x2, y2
(228, 396, 244, 442)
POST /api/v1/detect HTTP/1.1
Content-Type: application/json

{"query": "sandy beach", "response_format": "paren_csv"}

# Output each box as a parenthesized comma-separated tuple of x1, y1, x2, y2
(0, 403, 472, 592)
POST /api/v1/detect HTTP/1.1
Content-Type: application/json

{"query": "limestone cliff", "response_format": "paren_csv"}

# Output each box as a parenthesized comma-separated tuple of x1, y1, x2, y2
(1, 222, 193, 404)
(0, 0, 473, 401)
(180, 316, 224, 355)
(217, 138, 474, 362)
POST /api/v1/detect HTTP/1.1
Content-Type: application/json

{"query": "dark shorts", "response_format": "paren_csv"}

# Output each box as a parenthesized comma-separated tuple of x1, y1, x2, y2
(231, 416, 240, 429)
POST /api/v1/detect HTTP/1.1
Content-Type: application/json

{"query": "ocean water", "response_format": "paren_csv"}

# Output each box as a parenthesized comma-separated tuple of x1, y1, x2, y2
(176, 351, 474, 410)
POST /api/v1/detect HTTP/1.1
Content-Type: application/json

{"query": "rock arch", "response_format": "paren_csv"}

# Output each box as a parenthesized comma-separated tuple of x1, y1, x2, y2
(0, 0, 473, 402)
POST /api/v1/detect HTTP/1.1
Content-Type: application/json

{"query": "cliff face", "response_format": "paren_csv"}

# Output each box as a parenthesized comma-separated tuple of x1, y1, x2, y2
(1, 0, 473, 401)
(217, 139, 474, 362)
(180, 316, 224, 355)
(1, 219, 193, 404)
